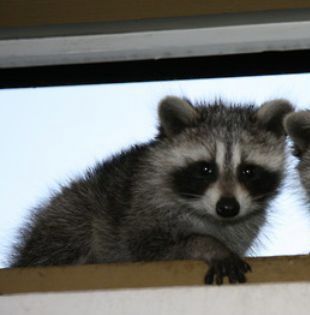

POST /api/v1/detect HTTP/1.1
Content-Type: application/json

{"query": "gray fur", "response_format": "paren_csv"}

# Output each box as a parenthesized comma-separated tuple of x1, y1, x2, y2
(10, 97, 292, 281)
(284, 111, 310, 199)
(159, 96, 199, 137)
(257, 99, 294, 135)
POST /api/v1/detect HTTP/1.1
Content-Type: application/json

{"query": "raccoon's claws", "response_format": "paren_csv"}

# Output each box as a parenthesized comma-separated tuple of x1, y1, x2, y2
(204, 256, 251, 285)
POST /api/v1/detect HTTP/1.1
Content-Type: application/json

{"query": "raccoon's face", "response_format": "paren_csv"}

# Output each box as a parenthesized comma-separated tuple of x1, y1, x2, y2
(284, 111, 310, 197)
(149, 96, 293, 222)
(168, 135, 284, 221)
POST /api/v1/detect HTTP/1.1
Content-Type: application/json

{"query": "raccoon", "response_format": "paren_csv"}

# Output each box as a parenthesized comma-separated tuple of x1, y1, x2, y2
(284, 111, 310, 200)
(10, 96, 293, 284)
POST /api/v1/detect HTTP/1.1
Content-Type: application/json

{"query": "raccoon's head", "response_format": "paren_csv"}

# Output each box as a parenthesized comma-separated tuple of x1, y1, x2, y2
(284, 111, 310, 196)
(145, 96, 293, 222)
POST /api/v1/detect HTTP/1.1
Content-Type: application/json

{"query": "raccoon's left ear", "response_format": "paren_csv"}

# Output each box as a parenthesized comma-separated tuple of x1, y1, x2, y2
(256, 99, 294, 136)
(158, 96, 199, 137)
(284, 111, 310, 155)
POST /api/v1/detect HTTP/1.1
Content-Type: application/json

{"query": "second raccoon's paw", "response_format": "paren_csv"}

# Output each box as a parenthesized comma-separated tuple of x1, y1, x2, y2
(204, 255, 251, 285)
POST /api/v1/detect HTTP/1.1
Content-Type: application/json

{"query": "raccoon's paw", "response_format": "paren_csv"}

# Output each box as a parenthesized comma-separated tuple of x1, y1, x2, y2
(204, 255, 251, 285)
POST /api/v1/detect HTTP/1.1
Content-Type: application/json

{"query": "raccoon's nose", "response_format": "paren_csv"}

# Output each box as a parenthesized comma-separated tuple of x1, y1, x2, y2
(216, 197, 240, 218)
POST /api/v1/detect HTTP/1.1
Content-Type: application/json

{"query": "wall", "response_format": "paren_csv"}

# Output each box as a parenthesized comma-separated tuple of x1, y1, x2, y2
(1, 283, 310, 315)
(1, 1, 310, 28)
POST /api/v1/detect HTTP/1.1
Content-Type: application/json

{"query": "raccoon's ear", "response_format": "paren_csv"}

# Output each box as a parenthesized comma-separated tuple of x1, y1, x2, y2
(256, 99, 294, 136)
(284, 111, 310, 155)
(159, 96, 199, 137)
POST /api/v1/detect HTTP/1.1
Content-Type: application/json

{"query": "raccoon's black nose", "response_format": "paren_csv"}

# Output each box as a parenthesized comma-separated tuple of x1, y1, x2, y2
(216, 197, 240, 218)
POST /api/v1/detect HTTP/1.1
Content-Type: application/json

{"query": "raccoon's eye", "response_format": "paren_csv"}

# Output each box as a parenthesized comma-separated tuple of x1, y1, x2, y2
(292, 145, 302, 158)
(238, 163, 281, 199)
(171, 160, 218, 199)
(239, 165, 258, 179)
(200, 163, 215, 176)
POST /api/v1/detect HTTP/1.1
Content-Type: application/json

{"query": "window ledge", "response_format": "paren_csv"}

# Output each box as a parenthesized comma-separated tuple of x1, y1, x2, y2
(0, 255, 309, 295)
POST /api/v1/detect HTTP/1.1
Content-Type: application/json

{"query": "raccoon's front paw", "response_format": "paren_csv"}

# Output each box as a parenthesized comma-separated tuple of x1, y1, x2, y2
(204, 255, 251, 285)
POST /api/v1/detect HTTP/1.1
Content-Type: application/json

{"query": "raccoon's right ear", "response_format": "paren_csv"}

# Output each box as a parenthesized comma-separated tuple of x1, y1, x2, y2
(158, 96, 199, 137)
(256, 99, 294, 136)
(284, 111, 310, 156)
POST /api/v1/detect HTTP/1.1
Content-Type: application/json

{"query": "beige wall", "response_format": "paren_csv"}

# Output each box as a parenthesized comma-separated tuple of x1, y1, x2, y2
(1, 1, 310, 28)
(1, 256, 310, 314)
(2, 283, 310, 315)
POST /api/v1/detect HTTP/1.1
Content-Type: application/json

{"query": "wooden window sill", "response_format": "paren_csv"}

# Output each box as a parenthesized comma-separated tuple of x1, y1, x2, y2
(0, 255, 309, 295)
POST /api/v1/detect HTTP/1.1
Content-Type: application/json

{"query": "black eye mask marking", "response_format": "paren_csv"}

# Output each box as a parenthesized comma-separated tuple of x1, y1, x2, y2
(171, 161, 218, 199)
(238, 163, 281, 199)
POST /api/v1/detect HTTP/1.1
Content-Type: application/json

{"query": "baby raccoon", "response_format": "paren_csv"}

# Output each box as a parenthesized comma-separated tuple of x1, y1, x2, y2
(284, 111, 310, 200)
(10, 96, 293, 284)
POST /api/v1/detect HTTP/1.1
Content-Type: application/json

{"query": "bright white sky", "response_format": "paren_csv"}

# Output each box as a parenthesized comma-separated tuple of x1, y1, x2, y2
(0, 74, 310, 267)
